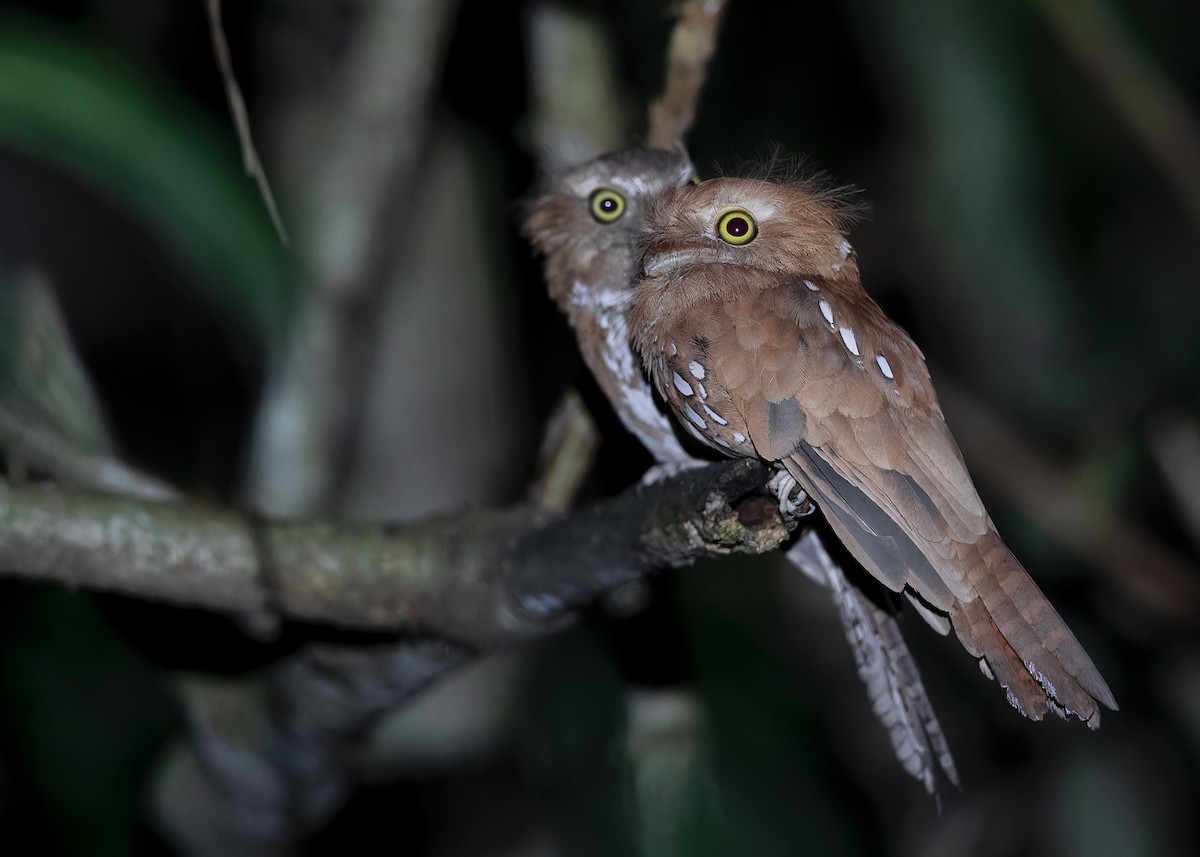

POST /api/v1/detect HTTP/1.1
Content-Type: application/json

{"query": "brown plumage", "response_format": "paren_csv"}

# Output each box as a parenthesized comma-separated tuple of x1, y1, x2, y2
(631, 176, 1117, 725)
(523, 147, 698, 465)
(524, 149, 960, 793)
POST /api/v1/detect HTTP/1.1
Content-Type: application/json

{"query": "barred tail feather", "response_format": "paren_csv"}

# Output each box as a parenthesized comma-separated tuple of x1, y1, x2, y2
(787, 532, 959, 795)
(951, 532, 1116, 727)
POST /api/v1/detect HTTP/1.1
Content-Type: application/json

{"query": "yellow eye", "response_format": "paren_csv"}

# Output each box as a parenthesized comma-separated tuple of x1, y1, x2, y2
(589, 188, 626, 223)
(716, 208, 757, 245)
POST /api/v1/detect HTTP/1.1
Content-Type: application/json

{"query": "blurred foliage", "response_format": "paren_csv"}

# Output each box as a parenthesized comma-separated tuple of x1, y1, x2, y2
(0, 24, 292, 345)
(0, 584, 177, 856)
(0, 0, 1198, 855)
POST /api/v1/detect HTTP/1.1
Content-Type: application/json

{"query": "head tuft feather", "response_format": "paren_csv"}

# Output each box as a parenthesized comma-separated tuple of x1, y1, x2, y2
(715, 145, 871, 228)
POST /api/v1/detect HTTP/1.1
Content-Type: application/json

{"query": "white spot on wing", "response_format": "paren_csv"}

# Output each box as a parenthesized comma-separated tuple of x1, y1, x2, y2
(876, 354, 894, 379)
(838, 239, 852, 259)
(714, 437, 731, 448)
(733, 432, 746, 443)
(669, 342, 677, 356)
(831, 262, 843, 272)
(702, 404, 728, 426)
(819, 300, 834, 326)
(696, 381, 707, 400)
(683, 404, 707, 429)
(839, 327, 859, 356)
(804, 280, 819, 291)
(689, 361, 705, 379)
(673, 373, 693, 397)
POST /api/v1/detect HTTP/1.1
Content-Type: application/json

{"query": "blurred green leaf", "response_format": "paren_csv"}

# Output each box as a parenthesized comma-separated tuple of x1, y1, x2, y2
(517, 628, 640, 857)
(0, 586, 177, 856)
(0, 26, 292, 342)
(680, 560, 869, 857)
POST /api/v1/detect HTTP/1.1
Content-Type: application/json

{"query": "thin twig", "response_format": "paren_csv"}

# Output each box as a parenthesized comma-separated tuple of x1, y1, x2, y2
(528, 390, 601, 515)
(1033, 0, 1200, 234)
(205, 0, 289, 245)
(938, 378, 1200, 620)
(646, 0, 731, 149)
(0, 268, 180, 501)
(0, 409, 179, 501)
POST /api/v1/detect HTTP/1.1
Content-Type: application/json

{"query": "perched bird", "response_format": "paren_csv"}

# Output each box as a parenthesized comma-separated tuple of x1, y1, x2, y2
(523, 147, 698, 466)
(630, 175, 1117, 725)
(523, 148, 958, 793)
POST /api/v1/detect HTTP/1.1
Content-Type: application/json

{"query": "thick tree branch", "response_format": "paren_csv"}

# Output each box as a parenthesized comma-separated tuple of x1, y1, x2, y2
(509, 458, 788, 617)
(525, 2, 628, 165)
(0, 459, 791, 645)
(156, 640, 469, 857)
(5, 454, 790, 854)
(244, 0, 459, 517)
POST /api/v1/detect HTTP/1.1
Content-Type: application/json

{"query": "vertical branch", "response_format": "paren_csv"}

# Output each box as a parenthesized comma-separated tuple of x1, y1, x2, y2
(1150, 416, 1200, 553)
(159, 3, 464, 852)
(525, 2, 629, 167)
(1032, 0, 1200, 235)
(646, 0, 730, 149)
(243, 0, 458, 518)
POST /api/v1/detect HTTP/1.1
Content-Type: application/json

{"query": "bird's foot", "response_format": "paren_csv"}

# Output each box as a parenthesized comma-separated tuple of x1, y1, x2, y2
(768, 469, 813, 519)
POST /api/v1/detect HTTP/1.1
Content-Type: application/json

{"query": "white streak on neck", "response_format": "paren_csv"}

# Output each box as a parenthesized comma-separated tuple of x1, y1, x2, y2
(583, 291, 691, 464)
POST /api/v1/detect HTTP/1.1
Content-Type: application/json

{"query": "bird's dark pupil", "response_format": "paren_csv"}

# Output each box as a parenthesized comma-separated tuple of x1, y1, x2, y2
(601, 197, 616, 211)
(727, 217, 748, 236)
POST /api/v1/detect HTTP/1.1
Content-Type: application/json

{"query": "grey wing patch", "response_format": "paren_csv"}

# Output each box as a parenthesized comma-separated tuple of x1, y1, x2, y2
(789, 442, 955, 608)
(900, 474, 944, 532)
(766, 398, 807, 456)
(786, 532, 959, 797)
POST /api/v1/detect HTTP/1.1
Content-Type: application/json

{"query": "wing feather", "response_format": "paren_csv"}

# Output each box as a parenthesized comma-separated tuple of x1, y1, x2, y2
(696, 276, 1114, 721)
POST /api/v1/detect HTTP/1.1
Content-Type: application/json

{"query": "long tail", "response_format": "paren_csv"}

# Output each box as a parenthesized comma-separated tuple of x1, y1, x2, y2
(787, 531, 958, 796)
(949, 530, 1117, 727)
(784, 451, 1117, 728)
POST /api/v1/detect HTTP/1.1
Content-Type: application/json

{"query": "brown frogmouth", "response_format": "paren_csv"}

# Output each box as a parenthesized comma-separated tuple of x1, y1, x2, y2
(630, 175, 1117, 725)
(524, 149, 959, 793)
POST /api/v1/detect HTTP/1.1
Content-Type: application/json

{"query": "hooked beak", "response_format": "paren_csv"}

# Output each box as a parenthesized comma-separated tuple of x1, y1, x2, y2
(640, 238, 726, 279)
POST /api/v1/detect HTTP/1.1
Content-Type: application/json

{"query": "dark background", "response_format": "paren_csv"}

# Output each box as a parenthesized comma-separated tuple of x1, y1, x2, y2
(0, 0, 1198, 854)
